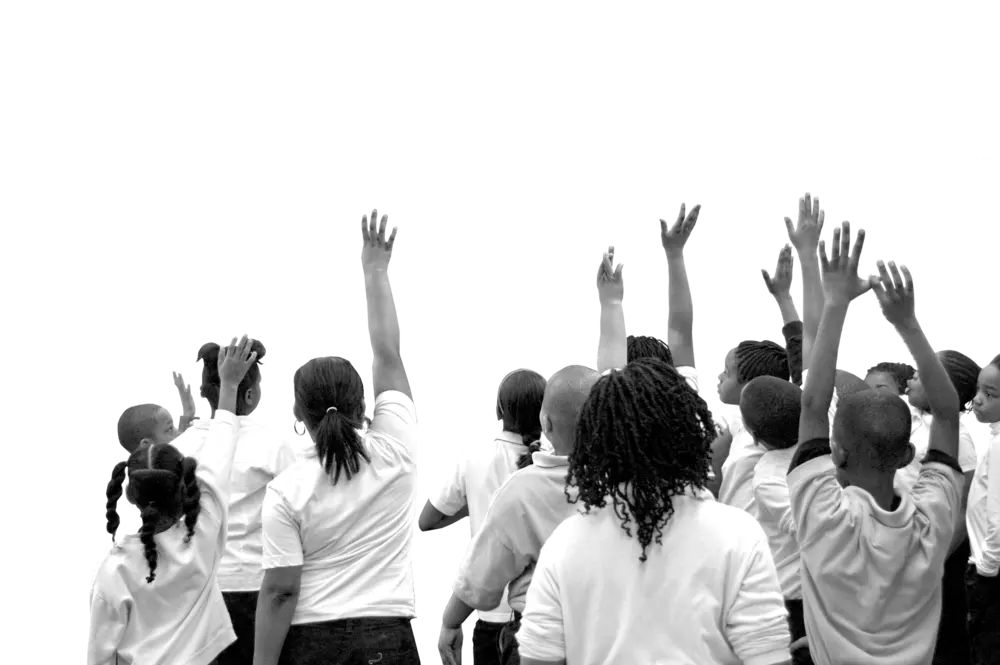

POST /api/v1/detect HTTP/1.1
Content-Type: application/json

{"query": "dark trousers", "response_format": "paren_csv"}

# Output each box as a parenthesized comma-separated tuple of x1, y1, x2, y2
(218, 591, 258, 665)
(497, 612, 522, 665)
(934, 540, 972, 665)
(472, 620, 505, 665)
(278, 617, 420, 665)
(785, 599, 813, 665)
(967, 563, 1000, 665)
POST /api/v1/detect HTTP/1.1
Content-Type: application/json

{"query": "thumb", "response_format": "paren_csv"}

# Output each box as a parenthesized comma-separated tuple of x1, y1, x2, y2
(614, 263, 624, 280)
(783, 216, 795, 237)
(761, 269, 773, 292)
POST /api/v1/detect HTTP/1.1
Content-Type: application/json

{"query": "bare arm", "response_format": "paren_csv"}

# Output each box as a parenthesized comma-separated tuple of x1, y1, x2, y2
(762, 245, 803, 385)
(253, 567, 302, 665)
(661, 203, 701, 368)
(596, 247, 627, 372)
(784, 194, 826, 371)
(418, 501, 469, 532)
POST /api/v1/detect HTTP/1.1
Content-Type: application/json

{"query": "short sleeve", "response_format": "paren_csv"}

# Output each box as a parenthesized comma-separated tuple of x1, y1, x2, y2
(515, 533, 566, 662)
(271, 438, 298, 478)
(676, 365, 699, 392)
(261, 485, 304, 569)
(959, 429, 979, 473)
(911, 461, 964, 550)
(754, 476, 794, 536)
(88, 591, 126, 665)
(724, 533, 792, 665)
(429, 455, 468, 517)
(369, 390, 418, 452)
(787, 439, 853, 549)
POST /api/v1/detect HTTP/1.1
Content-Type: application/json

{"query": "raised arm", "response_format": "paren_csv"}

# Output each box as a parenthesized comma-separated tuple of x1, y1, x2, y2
(173, 371, 197, 433)
(762, 244, 803, 385)
(870, 262, 959, 459)
(361, 210, 412, 400)
(785, 194, 825, 371)
(660, 203, 700, 368)
(596, 246, 626, 373)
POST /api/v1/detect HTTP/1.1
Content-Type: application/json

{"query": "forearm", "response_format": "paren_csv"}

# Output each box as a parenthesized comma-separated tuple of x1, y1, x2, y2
(781, 319, 804, 387)
(665, 251, 695, 367)
(364, 269, 402, 358)
(442, 592, 475, 629)
(802, 302, 847, 415)
(895, 320, 960, 419)
(433, 505, 470, 530)
(949, 479, 972, 555)
(178, 415, 196, 434)
(597, 302, 627, 372)
(798, 253, 823, 370)
(253, 590, 299, 665)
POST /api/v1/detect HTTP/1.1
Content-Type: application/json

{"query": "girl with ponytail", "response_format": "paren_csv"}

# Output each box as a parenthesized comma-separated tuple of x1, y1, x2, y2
(89, 336, 258, 665)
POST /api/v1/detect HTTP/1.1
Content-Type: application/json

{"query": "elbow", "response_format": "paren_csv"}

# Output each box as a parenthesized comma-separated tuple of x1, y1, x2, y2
(418, 517, 438, 532)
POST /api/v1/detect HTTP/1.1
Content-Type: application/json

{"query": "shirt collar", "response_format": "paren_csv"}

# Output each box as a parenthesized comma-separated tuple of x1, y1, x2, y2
(531, 449, 569, 468)
(844, 486, 914, 527)
(497, 430, 525, 446)
(990, 421, 1000, 437)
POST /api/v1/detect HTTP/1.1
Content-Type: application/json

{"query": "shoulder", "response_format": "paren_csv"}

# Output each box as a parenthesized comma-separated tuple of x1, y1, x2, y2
(266, 459, 320, 500)
(373, 390, 417, 420)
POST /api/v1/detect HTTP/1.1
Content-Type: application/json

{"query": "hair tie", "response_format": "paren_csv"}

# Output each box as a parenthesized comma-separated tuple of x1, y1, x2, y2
(326, 406, 338, 414)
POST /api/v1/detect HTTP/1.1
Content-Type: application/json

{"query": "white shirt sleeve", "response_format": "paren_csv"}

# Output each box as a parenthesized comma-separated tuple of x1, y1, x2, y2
(429, 454, 468, 517)
(369, 390, 418, 454)
(910, 461, 964, 562)
(754, 476, 796, 538)
(261, 485, 304, 569)
(191, 410, 240, 528)
(515, 533, 566, 662)
(271, 439, 298, 478)
(980, 439, 1000, 575)
(87, 591, 125, 665)
(676, 365, 699, 393)
(724, 534, 793, 665)
(959, 428, 979, 473)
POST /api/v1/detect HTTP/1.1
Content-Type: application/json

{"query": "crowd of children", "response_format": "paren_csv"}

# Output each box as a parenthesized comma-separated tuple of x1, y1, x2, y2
(89, 198, 1000, 665)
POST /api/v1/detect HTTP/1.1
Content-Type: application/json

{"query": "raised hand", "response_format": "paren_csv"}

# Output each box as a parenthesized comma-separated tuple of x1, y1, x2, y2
(762, 244, 795, 297)
(172, 371, 196, 419)
(660, 203, 701, 256)
(870, 261, 916, 329)
(218, 335, 258, 387)
(819, 222, 871, 305)
(596, 245, 624, 305)
(361, 208, 397, 273)
(784, 192, 825, 254)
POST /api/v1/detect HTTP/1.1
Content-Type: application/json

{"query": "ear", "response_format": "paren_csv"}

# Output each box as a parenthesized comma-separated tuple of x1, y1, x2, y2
(541, 414, 552, 436)
(243, 387, 255, 407)
(830, 439, 847, 468)
(898, 442, 916, 469)
(292, 404, 302, 422)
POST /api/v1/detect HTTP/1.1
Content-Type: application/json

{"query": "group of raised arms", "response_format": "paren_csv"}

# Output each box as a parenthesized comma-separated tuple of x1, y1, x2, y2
(90, 196, 1000, 665)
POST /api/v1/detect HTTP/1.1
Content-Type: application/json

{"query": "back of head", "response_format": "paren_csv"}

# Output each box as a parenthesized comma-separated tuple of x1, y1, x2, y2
(992, 354, 1000, 369)
(626, 335, 674, 366)
(117, 404, 169, 454)
(739, 376, 802, 450)
(835, 370, 872, 399)
(533, 365, 599, 451)
(866, 361, 916, 395)
(833, 391, 912, 472)
(569, 357, 715, 562)
(939, 350, 982, 410)
(496, 369, 547, 440)
(104, 442, 200, 583)
(735, 340, 789, 383)
(197, 339, 266, 416)
(294, 356, 371, 484)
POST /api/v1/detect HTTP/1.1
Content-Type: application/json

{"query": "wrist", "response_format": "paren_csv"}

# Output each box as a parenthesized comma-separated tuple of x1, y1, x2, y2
(893, 318, 921, 334)
(772, 291, 793, 303)
(663, 249, 685, 261)
(600, 299, 623, 307)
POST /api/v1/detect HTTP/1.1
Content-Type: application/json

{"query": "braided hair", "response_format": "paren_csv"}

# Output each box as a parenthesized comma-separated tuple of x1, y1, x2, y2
(496, 369, 546, 435)
(734, 340, 790, 383)
(294, 357, 373, 484)
(517, 439, 544, 470)
(104, 442, 201, 583)
(866, 362, 916, 395)
(198, 339, 266, 415)
(938, 351, 982, 411)
(626, 335, 674, 367)
(567, 358, 714, 563)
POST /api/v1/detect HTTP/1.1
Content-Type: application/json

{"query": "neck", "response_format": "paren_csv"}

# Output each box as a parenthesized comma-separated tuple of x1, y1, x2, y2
(838, 468, 897, 510)
(547, 431, 573, 456)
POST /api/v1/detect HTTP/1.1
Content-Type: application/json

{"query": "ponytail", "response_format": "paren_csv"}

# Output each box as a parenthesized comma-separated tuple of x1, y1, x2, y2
(105, 461, 128, 541)
(139, 504, 161, 583)
(179, 457, 200, 543)
(517, 435, 543, 470)
(315, 411, 372, 484)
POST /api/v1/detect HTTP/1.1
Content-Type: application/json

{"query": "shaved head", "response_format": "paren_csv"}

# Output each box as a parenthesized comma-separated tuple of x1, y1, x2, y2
(835, 370, 872, 399)
(832, 391, 912, 472)
(542, 365, 601, 453)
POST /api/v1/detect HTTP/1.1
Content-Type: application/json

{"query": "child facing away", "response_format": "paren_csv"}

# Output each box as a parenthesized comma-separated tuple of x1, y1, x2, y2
(787, 223, 965, 665)
(90, 336, 259, 665)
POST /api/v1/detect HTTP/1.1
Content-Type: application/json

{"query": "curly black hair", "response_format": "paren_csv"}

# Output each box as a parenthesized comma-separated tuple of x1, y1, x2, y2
(627, 335, 674, 367)
(104, 443, 201, 583)
(566, 357, 714, 563)
(866, 362, 916, 395)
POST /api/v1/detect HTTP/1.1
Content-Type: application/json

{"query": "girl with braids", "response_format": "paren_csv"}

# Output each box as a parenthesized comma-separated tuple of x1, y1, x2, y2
(89, 336, 258, 665)
(170, 337, 296, 665)
(515, 357, 791, 665)
(865, 361, 916, 396)
(254, 211, 419, 665)
(966, 353, 1000, 662)
(418, 367, 546, 665)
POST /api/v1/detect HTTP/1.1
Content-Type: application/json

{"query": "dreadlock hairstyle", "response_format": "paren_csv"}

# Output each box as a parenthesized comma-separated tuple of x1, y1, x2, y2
(626, 335, 674, 367)
(734, 340, 790, 383)
(294, 356, 373, 484)
(567, 358, 714, 563)
(866, 362, 916, 395)
(494, 369, 545, 469)
(939, 350, 982, 411)
(117, 404, 166, 454)
(197, 339, 266, 415)
(104, 442, 201, 583)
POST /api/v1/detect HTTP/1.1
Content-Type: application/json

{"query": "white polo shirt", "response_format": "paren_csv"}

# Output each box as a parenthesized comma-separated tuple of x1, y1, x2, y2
(894, 407, 979, 494)
(261, 391, 418, 624)
(516, 493, 791, 665)
(753, 445, 801, 600)
(173, 416, 297, 592)
(430, 430, 527, 623)
(967, 421, 1000, 576)
(88, 411, 240, 665)
(788, 438, 963, 665)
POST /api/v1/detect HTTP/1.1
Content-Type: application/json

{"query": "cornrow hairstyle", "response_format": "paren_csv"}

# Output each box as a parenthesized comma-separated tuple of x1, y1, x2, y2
(197, 339, 266, 415)
(939, 350, 982, 410)
(496, 369, 547, 436)
(739, 376, 802, 450)
(567, 358, 714, 563)
(734, 340, 790, 383)
(117, 404, 165, 454)
(294, 357, 372, 484)
(517, 438, 543, 470)
(866, 362, 916, 395)
(105, 442, 200, 583)
(626, 335, 674, 367)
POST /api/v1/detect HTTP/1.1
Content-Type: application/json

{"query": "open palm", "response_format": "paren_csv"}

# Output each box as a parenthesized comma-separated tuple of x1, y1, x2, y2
(361, 208, 397, 272)
(820, 221, 871, 304)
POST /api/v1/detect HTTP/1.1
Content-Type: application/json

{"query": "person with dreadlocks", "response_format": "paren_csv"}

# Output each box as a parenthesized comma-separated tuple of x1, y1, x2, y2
(89, 335, 257, 665)
(513, 356, 790, 664)
(417, 367, 546, 665)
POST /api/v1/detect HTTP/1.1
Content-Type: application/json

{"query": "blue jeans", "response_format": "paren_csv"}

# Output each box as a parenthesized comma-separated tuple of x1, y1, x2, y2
(472, 620, 505, 665)
(278, 617, 419, 665)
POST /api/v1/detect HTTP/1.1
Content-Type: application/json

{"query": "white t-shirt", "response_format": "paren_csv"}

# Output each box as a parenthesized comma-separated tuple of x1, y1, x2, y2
(516, 494, 791, 665)
(894, 407, 979, 494)
(753, 445, 801, 600)
(788, 438, 963, 665)
(967, 421, 1000, 576)
(88, 411, 240, 665)
(430, 430, 526, 623)
(261, 391, 418, 624)
(173, 416, 297, 592)
(718, 424, 764, 515)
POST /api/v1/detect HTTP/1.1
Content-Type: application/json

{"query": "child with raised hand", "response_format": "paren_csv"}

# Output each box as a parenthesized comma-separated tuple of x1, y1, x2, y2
(91, 336, 258, 665)
(788, 222, 965, 665)
(762, 245, 805, 387)
(967, 353, 1000, 661)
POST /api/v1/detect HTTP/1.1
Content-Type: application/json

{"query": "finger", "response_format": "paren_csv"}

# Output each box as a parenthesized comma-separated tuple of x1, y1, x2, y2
(848, 228, 866, 275)
(377, 214, 388, 245)
(602, 252, 613, 278)
(818, 240, 830, 273)
(801, 194, 809, 220)
(817, 209, 825, 233)
(613, 263, 624, 280)
(829, 227, 841, 266)
(900, 265, 914, 297)
(369, 209, 378, 245)
(247, 351, 258, 364)
(687, 204, 702, 225)
(242, 336, 254, 359)
(875, 260, 892, 294)
(386, 226, 398, 251)
(761, 270, 774, 292)
(676, 203, 686, 227)
(888, 261, 904, 292)
(839, 222, 851, 267)
(869, 276, 888, 305)
(813, 196, 820, 220)
(660, 219, 668, 238)
(784, 216, 795, 237)
(361, 215, 370, 243)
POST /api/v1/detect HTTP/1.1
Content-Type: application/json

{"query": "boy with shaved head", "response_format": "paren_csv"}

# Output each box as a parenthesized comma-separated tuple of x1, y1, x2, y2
(436, 365, 601, 665)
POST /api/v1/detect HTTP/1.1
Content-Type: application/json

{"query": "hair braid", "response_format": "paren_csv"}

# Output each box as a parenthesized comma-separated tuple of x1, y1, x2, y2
(868, 362, 916, 395)
(517, 438, 543, 470)
(179, 457, 200, 544)
(626, 335, 674, 367)
(735, 340, 789, 383)
(940, 350, 982, 410)
(105, 461, 128, 541)
(138, 504, 160, 583)
(567, 358, 714, 563)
